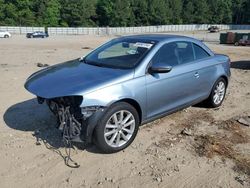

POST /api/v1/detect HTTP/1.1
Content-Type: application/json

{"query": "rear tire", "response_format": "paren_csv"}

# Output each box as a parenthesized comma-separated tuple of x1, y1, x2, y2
(206, 77, 227, 108)
(4, 35, 9, 38)
(94, 102, 139, 153)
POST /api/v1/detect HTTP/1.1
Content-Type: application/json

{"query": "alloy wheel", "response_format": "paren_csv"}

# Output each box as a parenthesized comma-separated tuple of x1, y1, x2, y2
(213, 81, 225, 105)
(104, 110, 135, 148)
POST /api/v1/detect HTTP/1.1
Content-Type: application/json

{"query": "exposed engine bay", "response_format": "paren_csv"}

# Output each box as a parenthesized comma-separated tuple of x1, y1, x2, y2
(45, 96, 83, 142)
(37, 96, 105, 143)
(37, 96, 104, 168)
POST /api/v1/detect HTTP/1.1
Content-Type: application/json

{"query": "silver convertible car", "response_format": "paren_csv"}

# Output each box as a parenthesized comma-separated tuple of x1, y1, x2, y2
(25, 35, 231, 153)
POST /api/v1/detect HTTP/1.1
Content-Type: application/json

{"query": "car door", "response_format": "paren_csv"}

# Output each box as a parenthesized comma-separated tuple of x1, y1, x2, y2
(33, 32, 38, 38)
(39, 32, 44, 38)
(146, 41, 200, 119)
(190, 43, 217, 98)
(37, 32, 42, 38)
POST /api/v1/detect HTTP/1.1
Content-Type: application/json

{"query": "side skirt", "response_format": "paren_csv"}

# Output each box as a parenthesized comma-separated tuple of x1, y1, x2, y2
(141, 96, 208, 125)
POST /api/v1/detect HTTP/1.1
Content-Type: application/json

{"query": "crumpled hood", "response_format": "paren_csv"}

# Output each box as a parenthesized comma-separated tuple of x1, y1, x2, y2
(24, 59, 133, 98)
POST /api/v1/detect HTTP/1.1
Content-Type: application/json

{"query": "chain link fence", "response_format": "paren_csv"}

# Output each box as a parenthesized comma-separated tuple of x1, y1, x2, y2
(0, 26, 45, 34)
(47, 24, 250, 36)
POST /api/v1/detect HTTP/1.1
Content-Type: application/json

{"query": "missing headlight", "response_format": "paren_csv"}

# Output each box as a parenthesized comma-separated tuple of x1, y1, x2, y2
(37, 96, 45, 104)
(45, 96, 84, 168)
(81, 106, 104, 119)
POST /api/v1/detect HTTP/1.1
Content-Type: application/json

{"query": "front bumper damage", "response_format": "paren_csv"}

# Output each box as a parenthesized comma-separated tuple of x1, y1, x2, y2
(38, 96, 106, 144)
(37, 96, 107, 168)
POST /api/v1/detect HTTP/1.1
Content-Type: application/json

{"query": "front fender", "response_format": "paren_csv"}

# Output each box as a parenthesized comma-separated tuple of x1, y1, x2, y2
(81, 84, 133, 107)
(80, 77, 147, 136)
(81, 107, 108, 143)
(80, 76, 147, 121)
(80, 83, 139, 143)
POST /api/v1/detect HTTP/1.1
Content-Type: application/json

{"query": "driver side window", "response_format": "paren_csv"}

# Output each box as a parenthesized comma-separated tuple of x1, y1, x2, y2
(151, 42, 179, 67)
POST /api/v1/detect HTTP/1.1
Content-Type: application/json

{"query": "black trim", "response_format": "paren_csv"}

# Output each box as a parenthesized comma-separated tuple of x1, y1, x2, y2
(80, 108, 108, 143)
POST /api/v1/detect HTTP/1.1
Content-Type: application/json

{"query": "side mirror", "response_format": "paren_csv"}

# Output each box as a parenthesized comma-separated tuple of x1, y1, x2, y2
(148, 64, 172, 74)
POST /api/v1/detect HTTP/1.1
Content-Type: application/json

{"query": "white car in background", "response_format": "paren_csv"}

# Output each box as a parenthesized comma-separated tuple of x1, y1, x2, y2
(0, 31, 11, 38)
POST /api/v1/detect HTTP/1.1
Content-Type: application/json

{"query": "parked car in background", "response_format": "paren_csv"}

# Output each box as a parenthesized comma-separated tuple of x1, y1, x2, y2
(26, 31, 49, 38)
(234, 35, 250, 46)
(208, 26, 220, 33)
(25, 34, 231, 153)
(0, 30, 11, 38)
(220, 32, 250, 45)
(237, 38, 250, 46)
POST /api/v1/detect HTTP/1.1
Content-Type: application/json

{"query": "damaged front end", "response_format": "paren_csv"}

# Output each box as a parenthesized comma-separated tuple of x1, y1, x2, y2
(38, 95, 107, 168)
(38, 96, 105, 144)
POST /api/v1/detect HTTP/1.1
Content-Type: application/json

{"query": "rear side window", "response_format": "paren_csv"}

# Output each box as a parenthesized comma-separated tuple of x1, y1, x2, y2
(193, 44, 210, 60)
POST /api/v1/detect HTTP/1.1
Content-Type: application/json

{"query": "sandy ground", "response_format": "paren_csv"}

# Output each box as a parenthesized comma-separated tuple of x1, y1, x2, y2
(0, 34, 250, 188)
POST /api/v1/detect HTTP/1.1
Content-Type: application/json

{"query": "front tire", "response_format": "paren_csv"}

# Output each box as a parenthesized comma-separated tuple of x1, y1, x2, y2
(94, 102, 139, 153)
(207, 77, 227, 108)
(4, 35, 9, 38)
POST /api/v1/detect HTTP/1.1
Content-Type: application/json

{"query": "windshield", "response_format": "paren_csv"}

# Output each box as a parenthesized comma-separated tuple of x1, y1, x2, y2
(84, 38, 157, 69)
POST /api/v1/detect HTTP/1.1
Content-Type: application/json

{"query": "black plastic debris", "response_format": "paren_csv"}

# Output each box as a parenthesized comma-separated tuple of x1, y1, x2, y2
(36, 63, 49, 67)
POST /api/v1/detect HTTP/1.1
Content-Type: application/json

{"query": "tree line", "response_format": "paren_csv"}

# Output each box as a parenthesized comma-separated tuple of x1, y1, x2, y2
(0, 0, 249, 27)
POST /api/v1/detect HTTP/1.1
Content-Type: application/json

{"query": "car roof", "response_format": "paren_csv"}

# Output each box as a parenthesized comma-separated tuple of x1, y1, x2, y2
(121, 34, 214, 57)
(122, 34, 195, 42)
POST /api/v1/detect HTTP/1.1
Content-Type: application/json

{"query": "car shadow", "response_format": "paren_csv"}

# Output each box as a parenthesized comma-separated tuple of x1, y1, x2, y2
(231, 60, 250, 70)
(3, 98, 102, 155)
(192, 101, 209, 109)
(3, 98, 63, 147)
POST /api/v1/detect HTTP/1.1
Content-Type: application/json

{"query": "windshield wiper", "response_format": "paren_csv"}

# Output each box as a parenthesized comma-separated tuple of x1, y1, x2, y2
(81, 58, 104, 67)
(81, 58, 126, 69)
(92, 63, 104, 67)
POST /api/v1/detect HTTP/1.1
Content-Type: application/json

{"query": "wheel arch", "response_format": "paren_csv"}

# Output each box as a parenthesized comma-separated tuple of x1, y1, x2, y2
(86, 98, 143, 143)
(220, 75, 229, 87)
(209, 75, 229, 94)
(113, 98, 142, 124)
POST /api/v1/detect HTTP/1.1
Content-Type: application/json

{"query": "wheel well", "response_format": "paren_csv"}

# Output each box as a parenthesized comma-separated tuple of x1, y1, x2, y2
(220, 75, 228, 87)
(118, 98, 142, 124)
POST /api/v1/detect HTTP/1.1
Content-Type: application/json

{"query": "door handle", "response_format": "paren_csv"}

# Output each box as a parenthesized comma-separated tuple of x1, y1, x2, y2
(194, 72, 199, 78)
